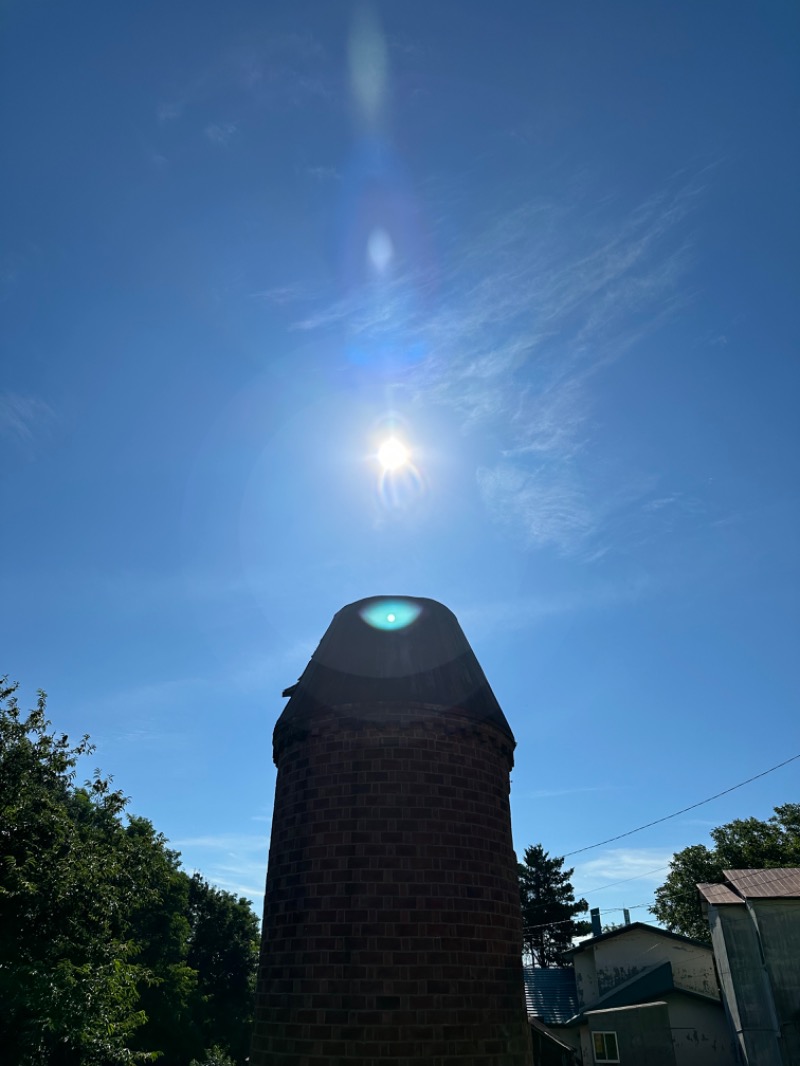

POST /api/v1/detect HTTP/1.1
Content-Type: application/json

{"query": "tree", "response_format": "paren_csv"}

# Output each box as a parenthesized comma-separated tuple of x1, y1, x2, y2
(601, 921, 625, 934)
(189, 1048, 236, 1066)
(651, 804, 800, 942)
(184, 874, 260, 1065)
(123, 818, 199, 1065)
(0, 679, 261, 1065)
(0, 679, 152, 1064)
(518, 844, 590, 967)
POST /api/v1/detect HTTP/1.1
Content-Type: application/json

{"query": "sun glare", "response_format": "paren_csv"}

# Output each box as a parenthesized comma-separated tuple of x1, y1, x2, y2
(359, 598, 423, 630)
(378, 437, 409, 471)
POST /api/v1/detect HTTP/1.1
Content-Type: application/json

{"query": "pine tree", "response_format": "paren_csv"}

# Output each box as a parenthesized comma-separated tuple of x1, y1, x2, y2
(518, 844, 590, 967)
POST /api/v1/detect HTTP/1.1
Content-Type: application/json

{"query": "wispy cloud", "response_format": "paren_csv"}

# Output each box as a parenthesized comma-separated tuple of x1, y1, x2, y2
(204, 121, 238, 145)
(573, 847, 674, 891)
(476, 464, 594, 552)
(156, 101, 183, 123)
(0, 391, 56, 446)
(525, 785, 628, 800)
(305, 164, 340, 182)
(232, 638, 317, 693)
(249, 283, 311, 307)
(174, 832, 269, 907)
(289, 172, 702, 554)
(155, 32, 331, 131)
(174, 833, 269, 852)
(456, 575, 650, 639)
(90, 675, 209, 719)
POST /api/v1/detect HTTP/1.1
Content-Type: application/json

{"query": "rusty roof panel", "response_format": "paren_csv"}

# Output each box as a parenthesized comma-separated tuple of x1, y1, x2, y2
(723, 868, 800, 899)
(697, 882, 742, 905)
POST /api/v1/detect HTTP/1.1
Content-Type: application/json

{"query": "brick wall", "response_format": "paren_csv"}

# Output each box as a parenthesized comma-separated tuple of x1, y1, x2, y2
(251, 705, 533, 1066)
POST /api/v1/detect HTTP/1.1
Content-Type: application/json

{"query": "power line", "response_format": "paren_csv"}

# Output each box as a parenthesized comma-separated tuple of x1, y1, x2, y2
(522, 864, 669, 912)
(564, 753, 800, 857)
(521, 867, 673, 916)
(522, 904, 650, 934)
(574, 864, 671, 895)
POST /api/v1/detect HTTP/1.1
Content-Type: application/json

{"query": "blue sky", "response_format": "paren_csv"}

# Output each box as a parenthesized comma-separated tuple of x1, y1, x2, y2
(2, 0, 798, 924)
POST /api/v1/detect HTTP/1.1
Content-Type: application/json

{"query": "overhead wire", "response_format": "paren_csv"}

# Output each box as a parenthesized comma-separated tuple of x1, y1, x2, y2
(574, 864, 672, 896)
(563, 753, 800, 857)
(521, 864, 670, 913)
(520, 755, 799, 940)
(522, 904, 650, 933)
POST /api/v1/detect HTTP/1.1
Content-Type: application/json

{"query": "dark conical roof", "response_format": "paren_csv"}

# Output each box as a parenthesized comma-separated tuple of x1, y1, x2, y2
(275, 595, 514, 740)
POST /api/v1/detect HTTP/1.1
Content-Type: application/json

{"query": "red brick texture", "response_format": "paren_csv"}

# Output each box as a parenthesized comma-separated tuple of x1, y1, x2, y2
(251, 705, 533, 1066)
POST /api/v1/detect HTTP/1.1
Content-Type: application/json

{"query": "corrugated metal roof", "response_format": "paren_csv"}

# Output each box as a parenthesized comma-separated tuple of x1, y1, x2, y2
(724, 867, 800, 899)
(523, 967, 579, 1025)
(697, 882, 741, 905)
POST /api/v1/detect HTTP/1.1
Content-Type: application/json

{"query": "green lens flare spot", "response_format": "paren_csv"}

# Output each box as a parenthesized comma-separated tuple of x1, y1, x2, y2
(359, 599, 422, 631)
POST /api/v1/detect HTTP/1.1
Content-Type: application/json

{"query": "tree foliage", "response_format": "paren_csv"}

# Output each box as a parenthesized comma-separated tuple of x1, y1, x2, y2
(651, 804, 800, 941)
(518, 844, 590, 967)
(0, 680, 260, 1065)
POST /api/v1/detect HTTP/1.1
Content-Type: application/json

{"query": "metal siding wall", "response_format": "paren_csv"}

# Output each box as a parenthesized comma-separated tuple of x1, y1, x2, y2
(750, 900, 800, 1066)
(713, 905, 783, 1066)
(664, 992, 737, 1065)
(587, 1002, 677, 1066)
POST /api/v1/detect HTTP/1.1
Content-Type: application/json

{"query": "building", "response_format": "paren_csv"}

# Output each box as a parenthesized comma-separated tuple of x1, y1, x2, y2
(525, 922, 736, 1064)
(523, 968, 580, 1063)
(250, 596, 533, 1065)
(698, 867, 800, 1066)
(529, 1017, 581, 1066)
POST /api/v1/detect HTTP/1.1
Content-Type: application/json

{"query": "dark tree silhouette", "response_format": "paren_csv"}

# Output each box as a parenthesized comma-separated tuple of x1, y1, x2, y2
(518, 844, 590, 967)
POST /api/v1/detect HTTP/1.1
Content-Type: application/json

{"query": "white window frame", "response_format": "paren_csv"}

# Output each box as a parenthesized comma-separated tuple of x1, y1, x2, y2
(592, 1030, 620, 1063)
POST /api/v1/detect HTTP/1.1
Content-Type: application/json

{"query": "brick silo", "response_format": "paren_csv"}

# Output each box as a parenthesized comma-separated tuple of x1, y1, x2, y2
(251, 596, 533, 1066)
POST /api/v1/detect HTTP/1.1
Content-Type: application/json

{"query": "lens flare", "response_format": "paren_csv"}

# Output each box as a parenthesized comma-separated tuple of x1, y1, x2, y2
(367, 226, 394, 273)
(349, 6, 388, 124)
(359, 598, 422, 630)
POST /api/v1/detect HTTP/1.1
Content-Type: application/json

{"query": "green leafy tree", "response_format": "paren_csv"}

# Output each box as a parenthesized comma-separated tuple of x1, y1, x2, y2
(518, 844, 590, 967)
(651, 804, 800, 941)
(123, 818, 199, 1064)
(189, 1047, 236, 1066)
(0, 679, 153, 1064)
(0, 679, 261, 1065)
(601, 921, 625, 934)
(184, 874, 260, 1064)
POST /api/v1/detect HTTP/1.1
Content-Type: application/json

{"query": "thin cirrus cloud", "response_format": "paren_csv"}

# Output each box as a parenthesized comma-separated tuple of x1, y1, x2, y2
(290, 172, 702, 555)
(155, 32, 331, 130)
(231, 638, 318, 693)
(525, 785, 629, 800)
(574, 847, 675, 889)
(204, 122, 239, 145)
(304, 164, 341, 182)
(0, 391, 56, 446)
(456, 575, 650, 639)
(173, 833, 269, 906)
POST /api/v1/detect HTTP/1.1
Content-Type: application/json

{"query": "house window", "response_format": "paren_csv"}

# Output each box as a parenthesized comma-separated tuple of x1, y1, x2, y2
(593, 1031, 620, 1063)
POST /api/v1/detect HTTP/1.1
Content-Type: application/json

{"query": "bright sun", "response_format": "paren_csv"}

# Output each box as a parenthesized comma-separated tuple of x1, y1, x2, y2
(377, 437, 410, 471)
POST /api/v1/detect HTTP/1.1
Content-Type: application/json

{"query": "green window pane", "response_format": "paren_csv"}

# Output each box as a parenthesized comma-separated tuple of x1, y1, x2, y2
(606, 1032, 618, 1059)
